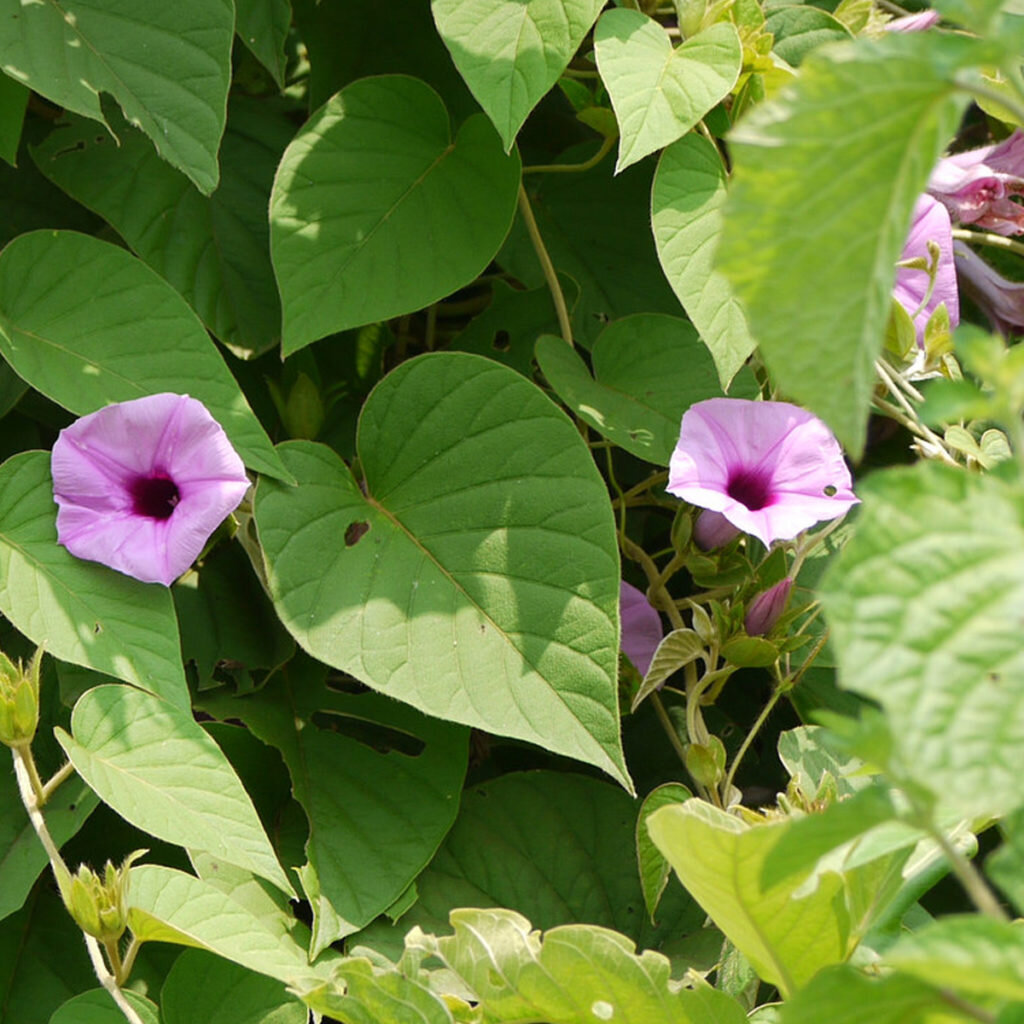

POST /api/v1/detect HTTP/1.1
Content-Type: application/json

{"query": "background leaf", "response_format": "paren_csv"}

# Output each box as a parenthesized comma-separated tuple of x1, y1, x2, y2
(0, 73, 27, 167)
(715, 33, 979, 452)
(0, 0, 233, 193)
(432, 0, 605, 149)
(235, 0, 292, 87)
(271, 75, 521, 354)
(820, 464, 1024, 817)
(255, 353, 630, 788)
(0, 452, 188, 706)
(594, 12, 741, 172)
(49, 990, 159, 1024)
(652, 133, 758, 387)
(32, 101, 294, 360)
(0, 231, 287, 480)
(57, 685, 294, 896)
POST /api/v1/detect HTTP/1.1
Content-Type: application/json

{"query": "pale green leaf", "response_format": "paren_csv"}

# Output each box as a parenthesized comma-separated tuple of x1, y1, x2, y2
(647, 799, 858, 997)
(235, 0, 292, 87)
(716, 33, 982, 453)
(885, 916, 1024, 1002)
(0, 231, 288, 480)
(820, 464, 1024, 816)
(57, 685, 295, 896)
(162, 948, 307, 1024)
(255, 354, 630, 788)
(31, 100, 294, 360)
(271, 75, 521, 355)
(652, 134, 757, 387)
(0, 452, 188, 706)
(594, 12, 741, 172)
(128, 864, 335, 987)
(0, 0, 232, 193)
(49, 989, 159, 1024)
(778, 965, 974, 1024)
(632, 628, 706, 711)
(199, 656, 468, 956)
(432, 0, 605, 149)
(637, 782, 692, 923)
(408, 907, 749, 1024)
(536, 313, 743, 465)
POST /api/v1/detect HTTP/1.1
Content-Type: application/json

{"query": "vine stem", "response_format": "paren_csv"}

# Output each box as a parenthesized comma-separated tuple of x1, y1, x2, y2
(517, 184, 574, 348)
(721, 686, 783, 800)
(923, 819, 1010, 922)
(523, 134, 615, 175)
(41, 760, 76, 803)
(83, 935, 147, 1024)
(873, 360, 960, 467)
(952, 228, 1024, 259)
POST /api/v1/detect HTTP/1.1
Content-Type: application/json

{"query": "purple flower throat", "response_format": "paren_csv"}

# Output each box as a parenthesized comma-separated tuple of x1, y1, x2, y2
(726, 468, 772, 511)
(130, 474, 180, 520)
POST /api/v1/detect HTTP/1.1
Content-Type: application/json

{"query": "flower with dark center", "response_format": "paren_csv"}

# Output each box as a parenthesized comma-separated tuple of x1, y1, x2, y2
(667, 398, 858, 548)
(51, 393, 250, 586)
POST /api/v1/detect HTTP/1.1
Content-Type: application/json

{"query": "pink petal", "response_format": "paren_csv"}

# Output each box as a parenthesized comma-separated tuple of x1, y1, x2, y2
(620, 581, 664, 677)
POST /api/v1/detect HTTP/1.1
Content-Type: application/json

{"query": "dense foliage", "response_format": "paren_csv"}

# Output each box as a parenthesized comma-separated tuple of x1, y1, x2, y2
(0, 1, 1023, 1022)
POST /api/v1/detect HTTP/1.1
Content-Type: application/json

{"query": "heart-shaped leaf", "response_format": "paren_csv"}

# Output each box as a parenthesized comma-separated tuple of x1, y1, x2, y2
(432, 0, 605, 150)
(255, 352, 630, 789)
(271, 75, 521, 355)
(595, 11, 741, 172)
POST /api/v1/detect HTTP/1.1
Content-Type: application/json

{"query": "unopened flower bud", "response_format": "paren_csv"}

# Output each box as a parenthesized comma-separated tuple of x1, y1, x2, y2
(693, 509, 741, 551)
(63, 850, 145, 943)
(0, 647, 42, 748)
(744, 578, 793, 637)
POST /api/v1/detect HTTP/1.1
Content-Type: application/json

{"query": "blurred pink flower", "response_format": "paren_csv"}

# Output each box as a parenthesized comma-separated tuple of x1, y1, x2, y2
(893, 194, 960, 347)
(620, 581, 663, 677)
(884, 9, 940, 31)
(667, 399, 858, 548)
(953, 241, 1024, 336)
(52, 393, 249, 586)
(928, 130, 1024, 236)
(745, 578, 793, 636)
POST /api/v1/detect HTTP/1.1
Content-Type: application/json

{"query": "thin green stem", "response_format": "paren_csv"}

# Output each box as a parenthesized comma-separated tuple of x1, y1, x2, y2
(11, 746, 71, 892)
(926, 821, 1009, 921)
(523, 134, 615, 175)
(16, 741, 46, 807)
(936, 989, 996, 1024)
(119, 937, 142, 982)
(874, 360, 960, 467)
(722, 686, 783, 800)
(41, 760, 76, 804)
(952, 228, 1024, 259)
(517, 184, 574, 348)
(83, 935, 147, 1024)
(650, 692, 691, 770)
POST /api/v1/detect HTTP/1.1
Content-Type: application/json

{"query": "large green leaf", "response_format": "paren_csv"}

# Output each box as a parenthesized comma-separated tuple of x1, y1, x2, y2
(357, 772, 701, 960)
(409, 908, 749, 1024)
(715, 33, 981, 453)
(778, 965, 976, 1024)
(32, 101, 294, 360)
(0, 0, 232, 193)
(594, 12, 741, 172)
(0, 231, 287, 480)
(200, 656, 468, 956)
(647, 799, 877, 998)
(49, 990, 159, 1024)
(0, 886, 96, 1024)
(271, 75, 521, 355)
(162, 949, 307, 1024)
(255, 354, 630, 788)
(652, 134, 757, 387)
(500, 150, 680, 347)
(885, 916, 1024, 1002)
(128, 864, 334, 987)
(56, 685, 294, 896)
(0, 72, 26, 167)
(432, 0, 605, 150)
(536, 313, 750, 465)
(0, 452, 188, 706)
(820, 464, 1024, 817)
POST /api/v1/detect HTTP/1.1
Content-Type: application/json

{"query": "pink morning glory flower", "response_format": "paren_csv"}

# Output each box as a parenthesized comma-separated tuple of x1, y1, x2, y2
(51, 393, 250, 586)
(928, 130, 1024, 236)
(667, 398, 858, 548)
(953, 241, 1024, 337)
(620, 581, 663, 677)
(744, 578, 793, 637)
(893, 194, 959, 347)
(884, 9, 940, 31)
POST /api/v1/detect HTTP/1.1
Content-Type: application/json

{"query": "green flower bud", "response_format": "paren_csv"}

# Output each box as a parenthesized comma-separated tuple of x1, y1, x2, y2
(63, 850, 145, 943)
(0, 647, 42, 748)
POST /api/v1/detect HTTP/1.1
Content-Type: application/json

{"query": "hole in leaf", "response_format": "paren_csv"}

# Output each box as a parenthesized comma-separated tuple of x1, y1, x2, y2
(345, 520, 370, 546)
(310, 711, 425, 757)
(823, 484, 838, 497)
(492, 330, 511, 352)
